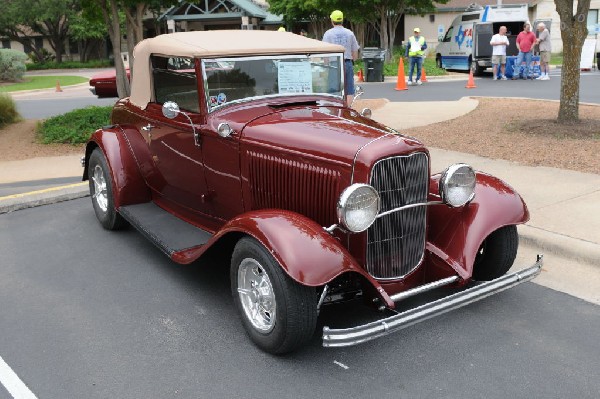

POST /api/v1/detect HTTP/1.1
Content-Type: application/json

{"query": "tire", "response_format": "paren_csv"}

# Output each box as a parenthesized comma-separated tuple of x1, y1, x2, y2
(436, 55, 443, 69)
(472, 225, 518, 281)
(88, 148, 126, 230)
(231, 237, 317, 354)
(470, 58, 484, 76)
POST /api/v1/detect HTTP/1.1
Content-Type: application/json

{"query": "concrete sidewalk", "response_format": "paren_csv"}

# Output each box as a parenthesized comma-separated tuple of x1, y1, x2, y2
(1, 97, 598, 268)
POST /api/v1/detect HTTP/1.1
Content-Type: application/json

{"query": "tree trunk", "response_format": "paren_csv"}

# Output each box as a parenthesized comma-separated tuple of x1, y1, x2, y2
(100, 0, 129, 98)
(378, 8, 389, 60)
(554, 0, 591, 122)
(125, 4, 146, 81)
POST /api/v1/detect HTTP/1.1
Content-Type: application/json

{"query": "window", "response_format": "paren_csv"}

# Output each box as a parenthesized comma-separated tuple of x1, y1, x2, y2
(443, 26, 454, 42)
(1, 39, 10, 49)
(34, 37, 43, 50)
(203, 54, 343, 111)
(588, 9, 599, 36)
(151, 56, 199, 113)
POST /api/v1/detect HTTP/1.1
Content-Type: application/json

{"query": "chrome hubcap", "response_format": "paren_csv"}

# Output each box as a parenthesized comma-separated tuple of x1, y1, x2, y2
(237, 258, 276, 333)
(91, 164, 108, 212)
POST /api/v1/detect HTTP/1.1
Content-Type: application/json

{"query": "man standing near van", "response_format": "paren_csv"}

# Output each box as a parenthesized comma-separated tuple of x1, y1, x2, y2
(535, 22, 551, 80)
(323, 10, 360, 105)
(513, 22, 536, 79)
(405, 28, 427, 85)
(490, 26, 509, 80)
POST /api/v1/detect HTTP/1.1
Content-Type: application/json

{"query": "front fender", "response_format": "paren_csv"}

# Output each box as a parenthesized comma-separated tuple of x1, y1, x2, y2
(84, 127, 151, 208)
(173, 209, 394, 307)
(427, 172, 529, 278)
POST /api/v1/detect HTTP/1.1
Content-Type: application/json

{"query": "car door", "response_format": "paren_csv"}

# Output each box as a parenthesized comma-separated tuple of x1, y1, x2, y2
(143, 56, 212, 216)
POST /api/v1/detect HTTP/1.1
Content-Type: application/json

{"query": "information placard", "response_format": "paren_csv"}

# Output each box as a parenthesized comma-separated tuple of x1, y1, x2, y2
(278, 61, 312, 94)
(580, 38, 596, 70)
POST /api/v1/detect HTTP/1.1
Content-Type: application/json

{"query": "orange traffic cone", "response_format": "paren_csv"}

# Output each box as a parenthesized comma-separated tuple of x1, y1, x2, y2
(421, 67, 428, 82)
(394, 57, 408, 91)
(55, 80, 63, 92)
(465, 70, 477, 88)
(357, 68, 364, 82)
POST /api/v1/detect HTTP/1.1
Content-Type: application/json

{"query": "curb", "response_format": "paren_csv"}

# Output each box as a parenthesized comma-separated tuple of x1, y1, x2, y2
(519, 224, 600, 267)
(0, 183, 89, 214)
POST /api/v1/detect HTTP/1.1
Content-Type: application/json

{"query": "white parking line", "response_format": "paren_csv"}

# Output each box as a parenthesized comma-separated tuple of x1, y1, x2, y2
(0, 356, 38, 399)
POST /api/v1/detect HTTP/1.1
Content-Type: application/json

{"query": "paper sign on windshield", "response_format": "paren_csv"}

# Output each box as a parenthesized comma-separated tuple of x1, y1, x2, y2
(278, 61, 312, 94)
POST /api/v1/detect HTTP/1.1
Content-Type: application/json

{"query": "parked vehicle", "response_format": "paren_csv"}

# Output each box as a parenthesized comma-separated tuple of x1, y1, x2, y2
(89, 69, 129, 98)
(435, 3, 550, 75)
(82, 30, 542, 354)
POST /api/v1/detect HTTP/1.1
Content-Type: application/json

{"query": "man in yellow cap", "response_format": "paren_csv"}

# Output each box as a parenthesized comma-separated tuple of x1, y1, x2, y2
(405, 27, 427, 85)
(322, 10, 360, 105)
(277, 26, 286, 32)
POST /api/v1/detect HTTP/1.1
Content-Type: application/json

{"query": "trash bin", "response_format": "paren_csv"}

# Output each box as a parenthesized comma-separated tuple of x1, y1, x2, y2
(362, 47, 386, 82)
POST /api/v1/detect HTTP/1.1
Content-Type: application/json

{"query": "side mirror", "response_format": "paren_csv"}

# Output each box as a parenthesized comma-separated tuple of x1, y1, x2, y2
(162, 101, 180, 119)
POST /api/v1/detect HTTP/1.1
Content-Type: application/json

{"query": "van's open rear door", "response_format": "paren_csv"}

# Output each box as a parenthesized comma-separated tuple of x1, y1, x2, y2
(474, 22, 493, 59)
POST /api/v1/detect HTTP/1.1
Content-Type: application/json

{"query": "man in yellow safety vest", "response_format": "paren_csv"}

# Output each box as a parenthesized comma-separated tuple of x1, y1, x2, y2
(404, 28, 427, 85)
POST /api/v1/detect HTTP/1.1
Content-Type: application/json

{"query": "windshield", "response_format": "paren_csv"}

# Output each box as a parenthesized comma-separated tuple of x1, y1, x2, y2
(202, 54, 344, 110)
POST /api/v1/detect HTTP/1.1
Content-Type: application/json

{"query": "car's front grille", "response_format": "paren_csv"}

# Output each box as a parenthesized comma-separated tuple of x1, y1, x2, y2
(367, 153, 429, 279)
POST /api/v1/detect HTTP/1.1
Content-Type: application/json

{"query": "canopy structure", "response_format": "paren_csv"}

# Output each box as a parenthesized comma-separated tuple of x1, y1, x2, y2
(130, 30, 344, 109)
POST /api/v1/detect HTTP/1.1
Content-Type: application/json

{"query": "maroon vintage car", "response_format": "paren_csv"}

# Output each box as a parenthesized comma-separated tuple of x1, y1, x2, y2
(82, 31, 542, 354)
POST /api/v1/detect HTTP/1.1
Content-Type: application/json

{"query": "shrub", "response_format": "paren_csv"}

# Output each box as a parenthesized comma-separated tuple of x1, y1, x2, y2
(26, 59, 112, 71)
(0, 49, 28, 82)
(37, 106, 112, 144)
(0, 93, 22, 128)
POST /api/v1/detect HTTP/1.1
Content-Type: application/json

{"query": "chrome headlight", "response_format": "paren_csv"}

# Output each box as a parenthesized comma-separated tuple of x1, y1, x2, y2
(337, 184, 380, 233)
(439, 164, 476, 207)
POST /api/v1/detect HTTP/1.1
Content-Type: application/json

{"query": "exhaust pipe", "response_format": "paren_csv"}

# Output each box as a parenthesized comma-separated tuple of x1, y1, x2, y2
(323, 255, 543, 347)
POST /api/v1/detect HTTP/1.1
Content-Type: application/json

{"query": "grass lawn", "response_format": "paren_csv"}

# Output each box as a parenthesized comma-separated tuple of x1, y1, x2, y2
(0, 76, 88, 93)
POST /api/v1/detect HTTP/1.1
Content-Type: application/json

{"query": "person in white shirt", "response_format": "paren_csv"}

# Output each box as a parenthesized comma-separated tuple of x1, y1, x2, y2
(490, 26, 509, 80)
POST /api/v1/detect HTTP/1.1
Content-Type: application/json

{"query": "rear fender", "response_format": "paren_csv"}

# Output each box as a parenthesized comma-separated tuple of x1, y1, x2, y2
(175, 209, 394, 307)
(427, 172, 529, 278)
(84, 127, 151, 208)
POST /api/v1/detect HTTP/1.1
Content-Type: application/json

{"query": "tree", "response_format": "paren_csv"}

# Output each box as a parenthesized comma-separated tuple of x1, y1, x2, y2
(70, 8, 108, 62)
(554, 0, 591, 122)
(0, 1, 48, 63)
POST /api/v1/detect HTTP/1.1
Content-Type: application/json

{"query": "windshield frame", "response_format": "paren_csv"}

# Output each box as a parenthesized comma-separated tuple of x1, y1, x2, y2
(200, 53, 345, 112)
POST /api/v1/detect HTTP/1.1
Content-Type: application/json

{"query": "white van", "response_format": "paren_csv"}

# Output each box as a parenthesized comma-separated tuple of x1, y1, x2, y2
(435, 4, 549, 75)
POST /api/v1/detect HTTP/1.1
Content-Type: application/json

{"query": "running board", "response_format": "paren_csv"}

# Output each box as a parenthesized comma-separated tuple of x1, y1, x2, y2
(119, 202, 212, 257)
(322, 255, 543, 348)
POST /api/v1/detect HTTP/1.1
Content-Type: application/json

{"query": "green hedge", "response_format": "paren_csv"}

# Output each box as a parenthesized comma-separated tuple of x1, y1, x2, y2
(26, 59, 113, 71)
(37, 106, 112, 144)
(0, 49, 28, 82)
(0, 93, 22, 128)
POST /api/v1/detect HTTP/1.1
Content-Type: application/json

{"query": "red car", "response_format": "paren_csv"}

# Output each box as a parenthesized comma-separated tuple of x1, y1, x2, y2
(89, 68, 129, 98)
(82, 31, 542, 354)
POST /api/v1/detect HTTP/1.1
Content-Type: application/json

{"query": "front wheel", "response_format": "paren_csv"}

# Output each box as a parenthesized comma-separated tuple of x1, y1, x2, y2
(436, 54, 443, 69)
(88, 148, 126, 230)
(472, 225, 518, 281)
(231, 237, 317, 354)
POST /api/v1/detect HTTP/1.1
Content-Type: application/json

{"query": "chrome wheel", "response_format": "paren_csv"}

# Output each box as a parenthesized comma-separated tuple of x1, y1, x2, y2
(91, 164, 108, 212)
(237, 258, 276, 333)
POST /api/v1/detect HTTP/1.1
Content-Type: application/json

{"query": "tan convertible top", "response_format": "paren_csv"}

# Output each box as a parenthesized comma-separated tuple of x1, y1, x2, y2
(130, 30, 344, 108)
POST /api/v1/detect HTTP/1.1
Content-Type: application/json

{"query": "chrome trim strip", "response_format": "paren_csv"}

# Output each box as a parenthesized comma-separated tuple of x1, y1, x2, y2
(389, 276, 460, 302)
(322, 255, 543, 348)
(376, 201, 443, 219)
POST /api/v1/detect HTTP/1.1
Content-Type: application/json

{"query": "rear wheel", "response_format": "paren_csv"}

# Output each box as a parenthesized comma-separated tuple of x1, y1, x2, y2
(88, 148, 126, 230)
(472, 226, 518, 281)
(231, 237, 317, 354)
(470, 57, 484, 76)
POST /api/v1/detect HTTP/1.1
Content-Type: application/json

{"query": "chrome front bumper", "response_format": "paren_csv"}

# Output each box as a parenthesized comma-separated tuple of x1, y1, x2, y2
(322, 255, 543, 348)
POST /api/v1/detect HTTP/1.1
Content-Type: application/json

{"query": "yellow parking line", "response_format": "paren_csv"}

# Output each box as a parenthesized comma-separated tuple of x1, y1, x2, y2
(0, 182, 87, 201)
